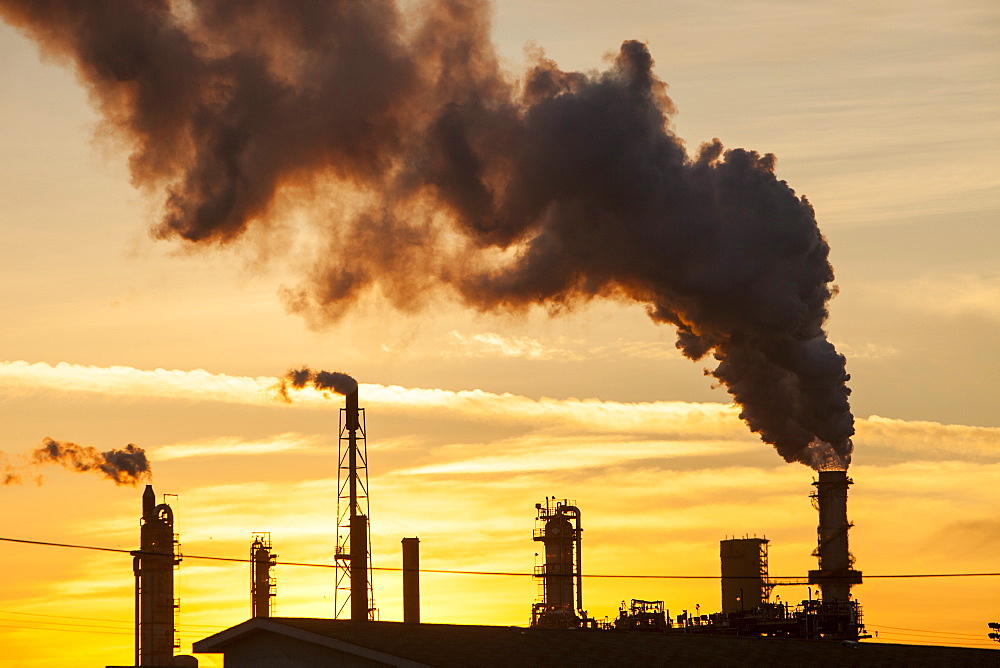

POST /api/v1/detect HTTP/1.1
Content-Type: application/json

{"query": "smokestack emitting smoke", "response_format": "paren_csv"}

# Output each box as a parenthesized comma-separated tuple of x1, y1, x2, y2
(31, 438, 152, 486)
(275, 368, 358, 401)
(0, 0, 852, 468)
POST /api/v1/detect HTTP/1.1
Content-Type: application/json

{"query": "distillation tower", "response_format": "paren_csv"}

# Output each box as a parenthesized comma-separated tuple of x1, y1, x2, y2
(250, 533, 277, 618)
(334, 389, 375, 620)
(530, 498, 587, 628)
(130, 485, 181, 666)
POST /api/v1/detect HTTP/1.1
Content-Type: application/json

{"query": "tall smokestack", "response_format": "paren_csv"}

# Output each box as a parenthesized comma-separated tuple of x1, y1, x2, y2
(131, 484, 180, 666)
(808, 471, 862, 602)
(346, 387, 360, 431)
(402, 537, 420, 624)
(345, 388, 370, 622)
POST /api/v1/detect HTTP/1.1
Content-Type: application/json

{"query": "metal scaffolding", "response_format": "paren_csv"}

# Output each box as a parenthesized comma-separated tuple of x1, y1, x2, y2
(333, 390, 375, 620)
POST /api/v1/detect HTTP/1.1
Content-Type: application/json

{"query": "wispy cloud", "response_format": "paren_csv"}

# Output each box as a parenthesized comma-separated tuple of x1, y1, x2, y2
(5, 361, 998, 467)
(396, 436, 756, 476)
(447, 331, 580, 360)
(832, 341, 900, 360)
(152, 433, 323, 461)
(0, 360, 279, 405)
(856, 415, 1000, 458)
(874, 273, 1000, 322)
(0, 360, 744, 438)
(446, 331, 681, 362)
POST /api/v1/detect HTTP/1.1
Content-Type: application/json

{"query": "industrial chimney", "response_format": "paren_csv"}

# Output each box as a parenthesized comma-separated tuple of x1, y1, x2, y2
(530, 498, 586, 629)
(402, 537, 420, 624)
(807, 471, 863, 602)
(250, 533, 276, 618)
(130, 485, 180, 666)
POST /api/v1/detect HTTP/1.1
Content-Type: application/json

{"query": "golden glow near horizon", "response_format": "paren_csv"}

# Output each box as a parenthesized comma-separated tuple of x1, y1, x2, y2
(1, 1, 998, 666)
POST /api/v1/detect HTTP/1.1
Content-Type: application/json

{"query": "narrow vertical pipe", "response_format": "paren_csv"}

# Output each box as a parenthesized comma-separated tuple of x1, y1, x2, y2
(347, 389, 359, 522)
(345, 389, 367, 621)
(133, 554, 140, 667)
(573, 509, 582, 617)
(402, 537, 420, 623)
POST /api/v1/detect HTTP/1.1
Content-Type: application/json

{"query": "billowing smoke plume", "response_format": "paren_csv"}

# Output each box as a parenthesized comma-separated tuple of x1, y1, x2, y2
(0, 0, 852, 468)
(31, 438, 152, 486)
(275, 367, 358, 402)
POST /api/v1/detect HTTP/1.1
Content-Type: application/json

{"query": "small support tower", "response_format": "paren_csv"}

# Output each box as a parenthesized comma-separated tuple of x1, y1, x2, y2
(720, 537, 770, 613)
(250, 533, 276, 618)
(131, 485, 181, 666)
(530, 498, 586, 628)
(334, 389, 376, 620)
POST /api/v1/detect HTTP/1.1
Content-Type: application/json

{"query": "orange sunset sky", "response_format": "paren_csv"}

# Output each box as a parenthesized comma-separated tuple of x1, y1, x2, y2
(1, 1, 998, 666)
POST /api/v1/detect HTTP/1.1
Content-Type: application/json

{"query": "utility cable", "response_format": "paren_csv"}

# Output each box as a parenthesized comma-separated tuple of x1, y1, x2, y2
(0, 621, 134, 636)
(0, 608, 225, 630)
(866, 624, 989, 639)
(2, 536, 1000, 580)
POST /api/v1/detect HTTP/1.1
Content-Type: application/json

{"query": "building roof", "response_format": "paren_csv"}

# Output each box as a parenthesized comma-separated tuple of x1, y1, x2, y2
(194, 618, 1000, 667)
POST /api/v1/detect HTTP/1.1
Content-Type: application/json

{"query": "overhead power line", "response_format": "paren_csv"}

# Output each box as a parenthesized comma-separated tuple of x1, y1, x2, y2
(0, 608, 225, 630)
(2, 536, 1000, 580)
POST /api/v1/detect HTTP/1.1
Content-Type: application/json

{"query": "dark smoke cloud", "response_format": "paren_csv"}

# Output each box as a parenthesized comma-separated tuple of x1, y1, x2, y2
(1, 452, 21, 485)
(275, 367, 358, 402)
(1, 0, 852, 468)
(32, 438, 152, 486)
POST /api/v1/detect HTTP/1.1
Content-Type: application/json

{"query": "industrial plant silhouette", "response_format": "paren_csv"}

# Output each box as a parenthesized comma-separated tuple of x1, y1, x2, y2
(107, 389, 997, 667)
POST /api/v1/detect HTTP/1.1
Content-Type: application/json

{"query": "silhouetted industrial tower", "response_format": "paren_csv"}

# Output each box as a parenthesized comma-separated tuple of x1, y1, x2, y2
(250, 533, 276, 618)
(402, 537, 420, 624)
(807, 470, 865, 640)
(720, 537, 770, 613)
(334, 389, 375, 620)
(808, 471, 863, 602)
(531, 498, 586, 628)
(131, 485, 181, 666)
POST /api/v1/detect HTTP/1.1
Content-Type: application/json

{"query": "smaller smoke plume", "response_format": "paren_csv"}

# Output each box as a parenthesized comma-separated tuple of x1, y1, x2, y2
(1, 452, 21, 485)
(274, 367, 358, 402)
(31, 438, 152, 486)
